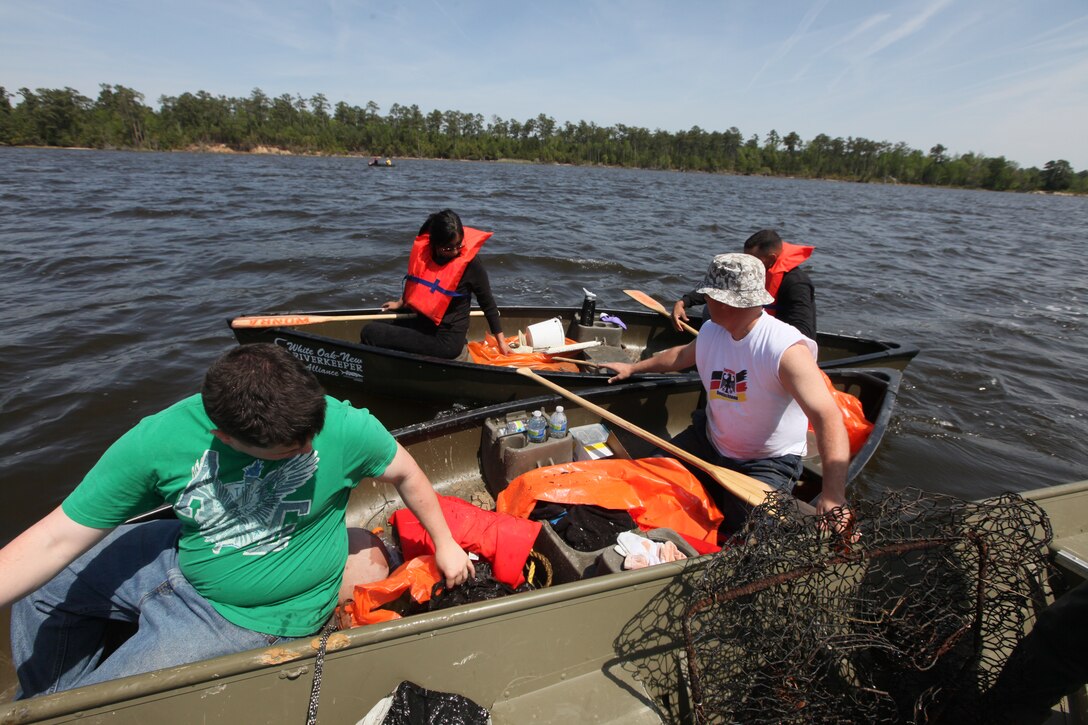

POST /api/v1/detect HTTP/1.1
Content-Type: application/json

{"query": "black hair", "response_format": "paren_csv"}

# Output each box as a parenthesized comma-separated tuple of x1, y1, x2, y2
(742, 229, 783, 255)
(419, 209, 464, 248)
(201, 343, 326, 448)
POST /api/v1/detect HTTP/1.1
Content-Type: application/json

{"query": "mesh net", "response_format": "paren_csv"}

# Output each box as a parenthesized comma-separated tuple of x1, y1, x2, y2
(682, 488, 1054, 724)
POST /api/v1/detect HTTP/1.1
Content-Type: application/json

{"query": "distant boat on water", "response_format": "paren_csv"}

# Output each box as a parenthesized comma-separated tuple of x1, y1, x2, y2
(368, 157, 395, 167)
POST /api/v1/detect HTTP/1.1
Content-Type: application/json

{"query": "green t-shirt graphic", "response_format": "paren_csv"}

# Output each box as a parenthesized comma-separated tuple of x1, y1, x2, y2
(62, 395, 397, 637)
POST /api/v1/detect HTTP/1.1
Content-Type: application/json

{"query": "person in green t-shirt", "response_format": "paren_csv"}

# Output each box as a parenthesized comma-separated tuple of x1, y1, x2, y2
(0, 343, 473, 698)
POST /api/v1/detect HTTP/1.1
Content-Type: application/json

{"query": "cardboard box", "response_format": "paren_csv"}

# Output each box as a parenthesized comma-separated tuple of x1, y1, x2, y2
(570, 423, 629, 461)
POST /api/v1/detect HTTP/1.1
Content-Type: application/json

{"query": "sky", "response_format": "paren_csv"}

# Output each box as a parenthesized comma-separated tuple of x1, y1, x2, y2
(2, 0, 1087, 170)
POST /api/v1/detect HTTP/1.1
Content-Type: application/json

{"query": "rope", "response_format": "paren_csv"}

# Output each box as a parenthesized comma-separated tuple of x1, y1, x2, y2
(525, 549, 553, 589)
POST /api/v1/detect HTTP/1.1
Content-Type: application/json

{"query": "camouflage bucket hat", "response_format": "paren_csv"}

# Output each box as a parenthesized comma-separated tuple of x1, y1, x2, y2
(696, 253, 775, 308)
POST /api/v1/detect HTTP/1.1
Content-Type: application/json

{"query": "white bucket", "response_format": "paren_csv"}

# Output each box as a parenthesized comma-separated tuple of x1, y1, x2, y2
(526, 317, 565, 349)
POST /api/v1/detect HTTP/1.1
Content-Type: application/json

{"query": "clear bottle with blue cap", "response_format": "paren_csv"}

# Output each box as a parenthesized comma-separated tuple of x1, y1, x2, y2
(526, 410, 547, 443)
(548, 406, 568, 439)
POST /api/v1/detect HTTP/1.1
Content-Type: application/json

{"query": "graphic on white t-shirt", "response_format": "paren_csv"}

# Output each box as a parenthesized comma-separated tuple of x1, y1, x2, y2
(710, 368, 748, 402)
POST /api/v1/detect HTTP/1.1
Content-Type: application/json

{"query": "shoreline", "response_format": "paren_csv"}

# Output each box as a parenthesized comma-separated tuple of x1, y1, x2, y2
(3, 143, 1083, 196)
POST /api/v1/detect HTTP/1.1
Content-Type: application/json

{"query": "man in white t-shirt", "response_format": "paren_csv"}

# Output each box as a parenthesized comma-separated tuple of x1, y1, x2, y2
(607, 253, 849, 532)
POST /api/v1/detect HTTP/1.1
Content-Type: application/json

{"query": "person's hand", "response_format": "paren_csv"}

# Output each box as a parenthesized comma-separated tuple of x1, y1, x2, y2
(814, 495, 858, 542)
(380, 299, 404, 311)
(434, 541, 474, 588)
(496, 336, 513, 356)
(670, 301, 689, 333)
(606, 361, 634, 384)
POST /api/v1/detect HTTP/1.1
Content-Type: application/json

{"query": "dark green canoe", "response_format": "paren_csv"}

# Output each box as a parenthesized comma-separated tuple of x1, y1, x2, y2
(230, 305, 919, 424)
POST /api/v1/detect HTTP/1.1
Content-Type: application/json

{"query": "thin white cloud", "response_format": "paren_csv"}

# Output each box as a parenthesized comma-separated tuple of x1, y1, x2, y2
(943, 55, 1088, 111)
(748, 0, 829, 90)
(860, 0, 954, 59)
(789, 12, 889, 85)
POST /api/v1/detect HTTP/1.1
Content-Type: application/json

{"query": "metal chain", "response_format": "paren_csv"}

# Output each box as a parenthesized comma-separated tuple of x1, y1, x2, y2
(305, 615, 340, 725)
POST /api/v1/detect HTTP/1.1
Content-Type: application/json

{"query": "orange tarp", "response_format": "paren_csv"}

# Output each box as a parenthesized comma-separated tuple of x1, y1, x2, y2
(496, 457, 723, 546)
(468, 335, 579, 372)
(343, 555, 443, 626)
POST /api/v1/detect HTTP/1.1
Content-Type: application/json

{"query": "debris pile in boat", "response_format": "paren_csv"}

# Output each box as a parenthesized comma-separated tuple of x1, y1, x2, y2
(683, 488, 1053, 724)
(428, 559, 533, 611)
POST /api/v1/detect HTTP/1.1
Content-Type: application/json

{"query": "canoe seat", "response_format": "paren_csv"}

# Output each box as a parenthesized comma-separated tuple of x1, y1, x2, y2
(488, 660, 664, 724)
(480, 414, 576, 497)
(570, 320, 625, 347)
(585, 345, 635, 364)
(1051, 531, 1088, 581)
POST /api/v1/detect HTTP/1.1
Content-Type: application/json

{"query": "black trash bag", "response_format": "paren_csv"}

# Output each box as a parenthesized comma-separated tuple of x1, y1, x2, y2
(528, 501, 569, 524)
(552, 504, 636, 552)
(377, 680, 490, 725)
(428, 559, 531, 611)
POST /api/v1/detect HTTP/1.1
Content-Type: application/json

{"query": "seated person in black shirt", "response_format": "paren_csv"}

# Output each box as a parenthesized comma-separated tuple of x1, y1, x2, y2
(671, 229, 817, 339)
(362, 209, 512, 359)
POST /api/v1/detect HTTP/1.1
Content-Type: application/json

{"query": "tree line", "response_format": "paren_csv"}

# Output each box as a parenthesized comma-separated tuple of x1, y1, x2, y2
(2, 84, 1084, 194)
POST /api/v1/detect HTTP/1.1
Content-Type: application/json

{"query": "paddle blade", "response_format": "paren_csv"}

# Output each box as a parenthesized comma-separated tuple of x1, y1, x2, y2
(231, 314, 325, 328)
(623, 289, 668, 315)
(623, 289, 699, 336)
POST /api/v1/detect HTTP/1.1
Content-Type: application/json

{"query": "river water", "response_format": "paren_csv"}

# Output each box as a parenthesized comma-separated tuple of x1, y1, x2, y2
(0, 149, 1086, 692)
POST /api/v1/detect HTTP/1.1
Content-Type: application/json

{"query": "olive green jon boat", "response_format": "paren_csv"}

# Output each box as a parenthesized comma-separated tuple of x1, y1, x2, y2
(9, 370, 1079, 725)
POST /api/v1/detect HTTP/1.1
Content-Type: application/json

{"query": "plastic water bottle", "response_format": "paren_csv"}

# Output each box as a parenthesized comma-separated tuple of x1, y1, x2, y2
(527, 410, 547, 443)
(548, 406, 568, 439)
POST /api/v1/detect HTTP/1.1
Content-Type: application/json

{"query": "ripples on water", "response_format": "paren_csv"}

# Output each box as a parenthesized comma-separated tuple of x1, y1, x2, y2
(1, 148, 1086, 540)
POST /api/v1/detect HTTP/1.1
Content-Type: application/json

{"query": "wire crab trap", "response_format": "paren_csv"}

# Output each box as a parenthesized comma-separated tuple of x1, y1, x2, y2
(682, 489, 1054, 724)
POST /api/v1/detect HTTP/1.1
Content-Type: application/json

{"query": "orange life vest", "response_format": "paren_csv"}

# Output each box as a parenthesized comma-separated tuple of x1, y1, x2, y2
(403, 227, 492, 324)
(765, 241, 814, 312)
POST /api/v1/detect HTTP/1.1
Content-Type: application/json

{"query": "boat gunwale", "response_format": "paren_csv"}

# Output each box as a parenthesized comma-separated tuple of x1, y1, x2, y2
(228, 305, 920, 374)
(0, 556, 705, 721)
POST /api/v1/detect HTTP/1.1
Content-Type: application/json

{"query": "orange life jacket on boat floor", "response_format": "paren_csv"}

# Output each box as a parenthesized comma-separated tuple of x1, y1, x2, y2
(390, 494, 541, 588)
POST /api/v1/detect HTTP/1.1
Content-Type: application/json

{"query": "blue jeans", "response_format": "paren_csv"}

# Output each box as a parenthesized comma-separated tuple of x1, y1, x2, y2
(11, 519, 296, 699)
(669, 410, 803, 536)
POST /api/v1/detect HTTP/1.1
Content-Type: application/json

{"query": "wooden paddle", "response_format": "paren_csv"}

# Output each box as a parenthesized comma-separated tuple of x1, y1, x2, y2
(548, 356, 604, 368)
(515, 367, 789, 509)
(231, 310, 485, 329)
(623, 289, 699, 336)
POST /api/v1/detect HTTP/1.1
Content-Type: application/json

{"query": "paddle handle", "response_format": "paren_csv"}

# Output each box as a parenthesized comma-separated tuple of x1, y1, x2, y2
(231, 310, 485, 329)
(622, 289, 699, 336)
(549, 356, 603, 368)
(515, 368, 771, 506)
(676, 318, 700, 336)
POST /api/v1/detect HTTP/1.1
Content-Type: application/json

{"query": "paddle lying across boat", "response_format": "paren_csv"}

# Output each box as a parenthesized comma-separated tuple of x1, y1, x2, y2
(0, 368, 904, 723)
(229, 305, 920, 414)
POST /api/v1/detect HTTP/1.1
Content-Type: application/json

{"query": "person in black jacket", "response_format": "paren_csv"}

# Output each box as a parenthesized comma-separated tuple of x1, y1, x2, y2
(980, 579, 1088, 724)
(671, 229, 817, 339)
(362, 210, 511, 359)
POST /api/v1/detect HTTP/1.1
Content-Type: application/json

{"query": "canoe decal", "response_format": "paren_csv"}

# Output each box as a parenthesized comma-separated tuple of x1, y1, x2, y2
(274, 337, 365, 381)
